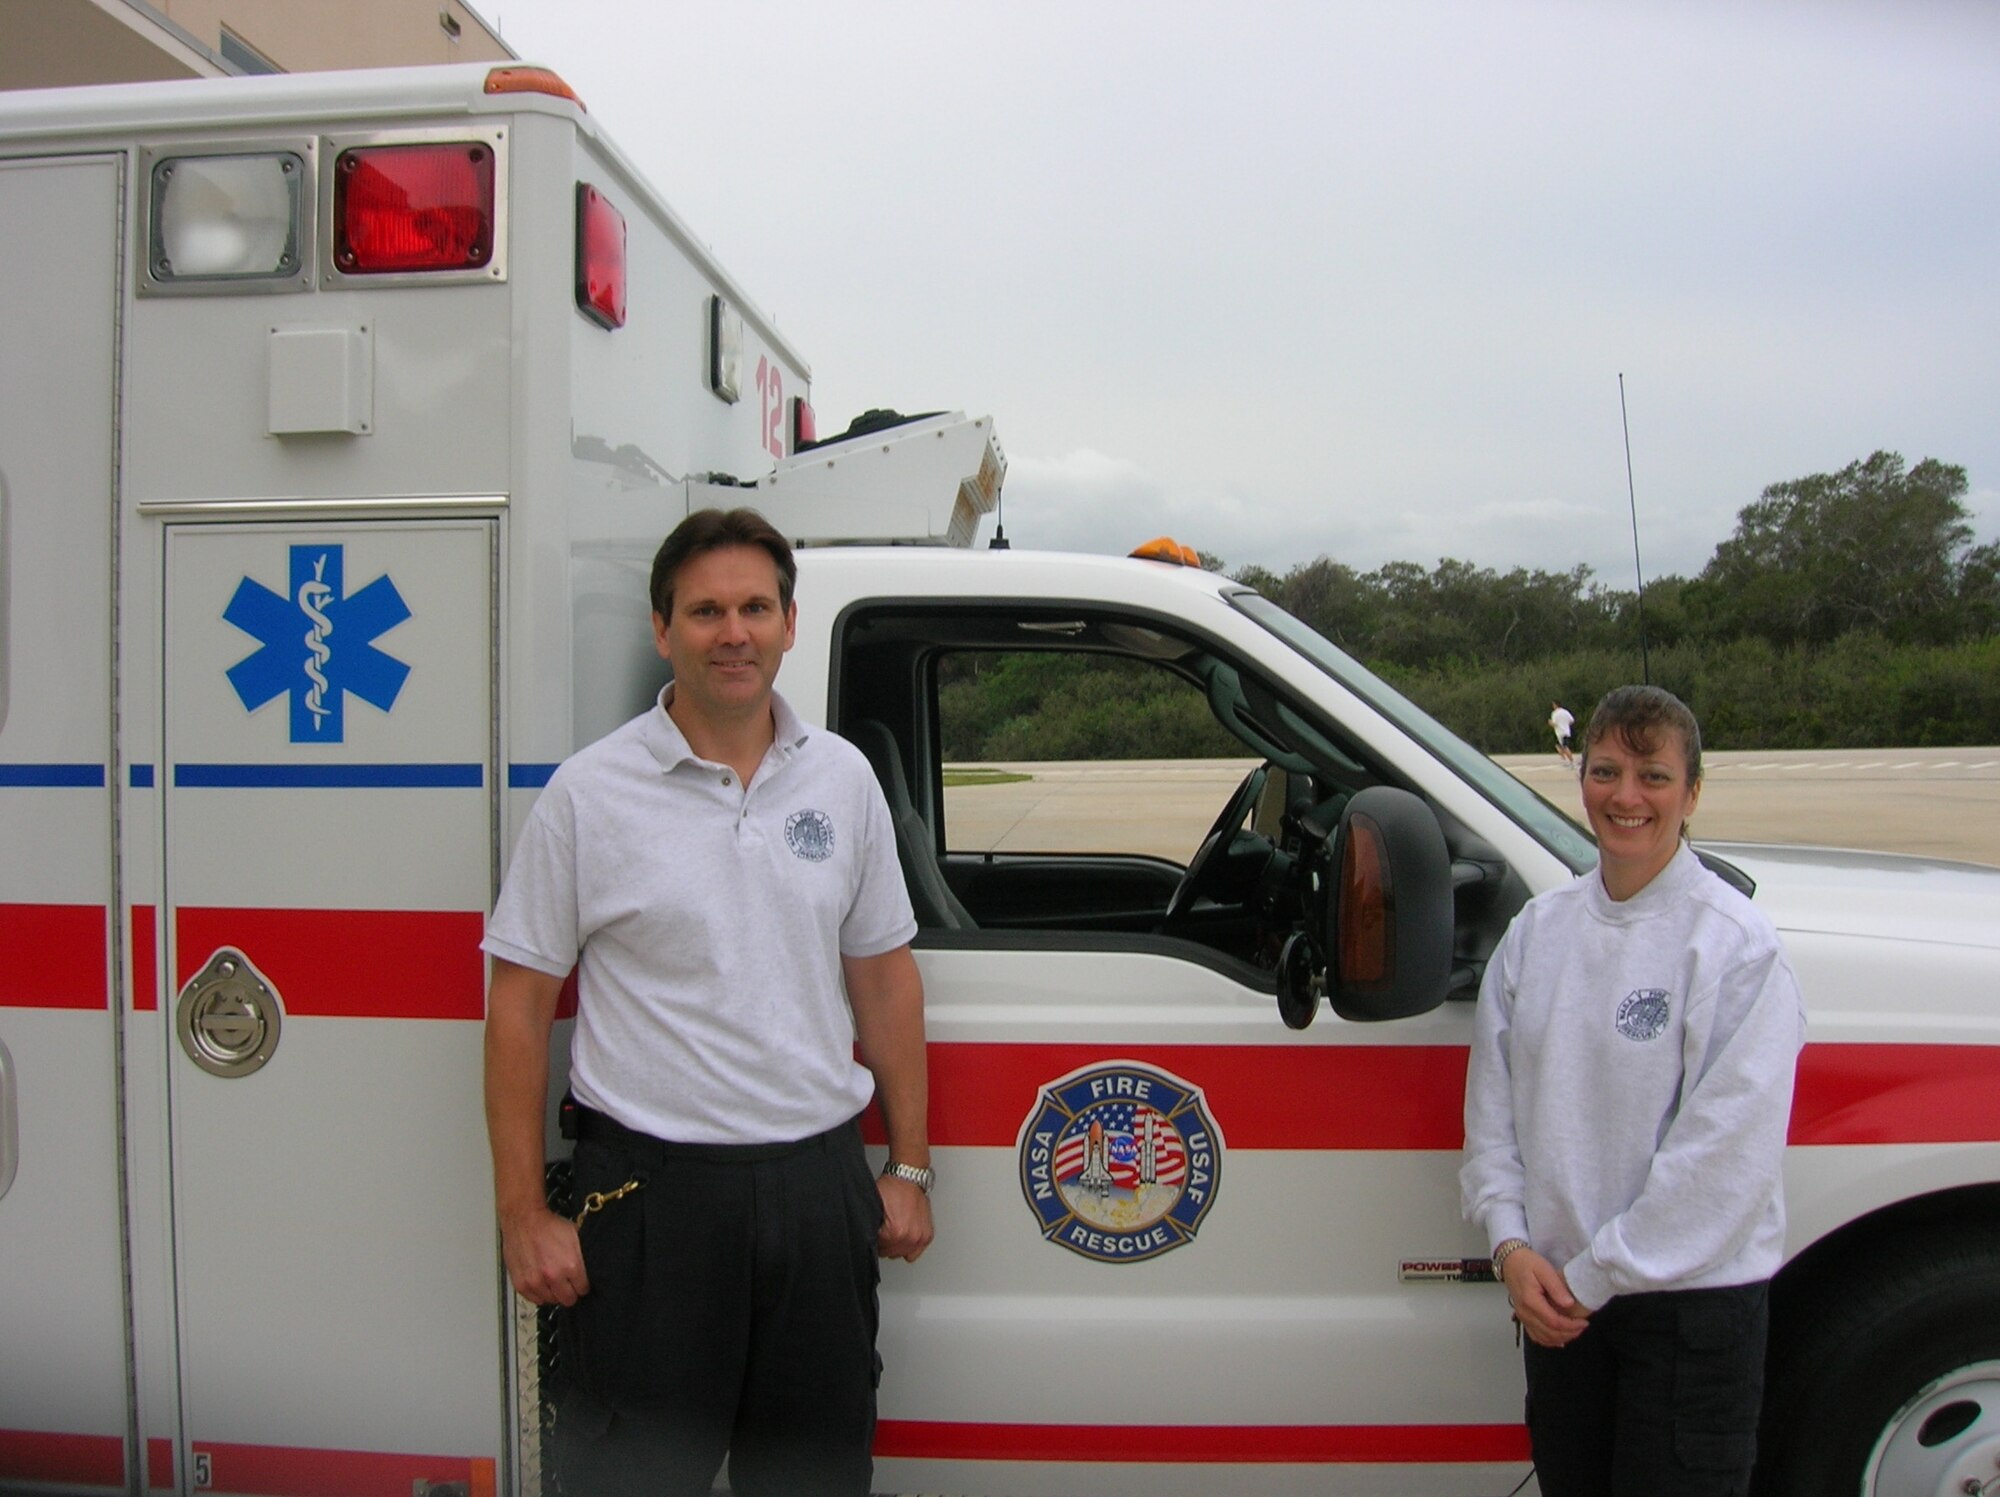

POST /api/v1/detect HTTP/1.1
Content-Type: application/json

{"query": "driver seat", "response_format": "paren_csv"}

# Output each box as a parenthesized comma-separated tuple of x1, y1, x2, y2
(850, 719, 976, 931)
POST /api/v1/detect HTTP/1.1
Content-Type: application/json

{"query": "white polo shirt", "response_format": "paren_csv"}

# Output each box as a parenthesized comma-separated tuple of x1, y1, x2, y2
(483, 688, 918, 1145)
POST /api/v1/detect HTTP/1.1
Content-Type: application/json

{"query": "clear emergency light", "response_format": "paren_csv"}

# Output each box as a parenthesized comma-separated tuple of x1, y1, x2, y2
(140, 143, 315, 296)
(709, 295, 743, 403)
(334, 141, 494, 274)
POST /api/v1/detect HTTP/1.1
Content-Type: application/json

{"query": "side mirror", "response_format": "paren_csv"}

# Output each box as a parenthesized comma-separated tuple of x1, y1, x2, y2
(1322, 786, 1453, 1022)
(1274, 786, 1454, 1029)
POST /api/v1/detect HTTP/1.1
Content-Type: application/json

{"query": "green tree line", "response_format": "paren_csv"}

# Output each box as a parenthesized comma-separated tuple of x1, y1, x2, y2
(950, 452, 1999, 758)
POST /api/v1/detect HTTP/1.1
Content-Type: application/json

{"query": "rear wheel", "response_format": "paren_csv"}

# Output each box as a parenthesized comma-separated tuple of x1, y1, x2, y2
(1756, 1227, 2000, 1496)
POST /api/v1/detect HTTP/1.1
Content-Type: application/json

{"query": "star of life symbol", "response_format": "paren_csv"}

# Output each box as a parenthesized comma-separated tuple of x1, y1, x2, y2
(224, 544, 412, 744)
(1017, 1061, 1223, 1264)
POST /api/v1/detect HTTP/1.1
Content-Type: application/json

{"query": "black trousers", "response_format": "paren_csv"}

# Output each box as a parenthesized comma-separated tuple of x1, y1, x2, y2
(1523, 1281, 1768, 1497)
(554, 1110, 885, 1497)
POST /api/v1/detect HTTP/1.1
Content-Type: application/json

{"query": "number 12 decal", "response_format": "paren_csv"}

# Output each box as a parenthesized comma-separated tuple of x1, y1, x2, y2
(755, 355, 784, 459)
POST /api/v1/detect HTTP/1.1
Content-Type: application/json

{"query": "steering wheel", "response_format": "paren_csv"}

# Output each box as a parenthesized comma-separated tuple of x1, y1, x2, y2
(1159, 762, 1270, 932)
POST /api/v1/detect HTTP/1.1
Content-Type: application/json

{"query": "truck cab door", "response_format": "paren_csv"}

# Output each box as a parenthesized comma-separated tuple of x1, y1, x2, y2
(839, 602, 1533, 1496)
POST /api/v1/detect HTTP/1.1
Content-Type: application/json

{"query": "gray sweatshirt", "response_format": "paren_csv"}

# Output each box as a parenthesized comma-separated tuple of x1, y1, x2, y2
(1460, 843, 1806, 1310)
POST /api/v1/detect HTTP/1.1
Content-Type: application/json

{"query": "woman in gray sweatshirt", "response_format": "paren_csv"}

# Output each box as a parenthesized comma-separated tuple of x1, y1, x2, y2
(1461, 685, 1806, 1496)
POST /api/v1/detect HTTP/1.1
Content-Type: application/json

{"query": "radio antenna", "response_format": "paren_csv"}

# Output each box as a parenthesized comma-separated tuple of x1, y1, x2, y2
(1619, 372, 1651, 684)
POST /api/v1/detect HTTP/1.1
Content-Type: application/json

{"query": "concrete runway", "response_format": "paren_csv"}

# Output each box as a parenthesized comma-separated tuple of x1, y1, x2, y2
(943, 747, 2000, 868)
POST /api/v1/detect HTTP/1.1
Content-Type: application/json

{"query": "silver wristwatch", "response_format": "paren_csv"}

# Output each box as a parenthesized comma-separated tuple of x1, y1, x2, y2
(880, 1161, 935, 1195)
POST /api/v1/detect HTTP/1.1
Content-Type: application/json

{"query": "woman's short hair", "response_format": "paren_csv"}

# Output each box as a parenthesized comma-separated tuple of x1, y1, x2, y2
(649, 507, 797, 618)
(1582, 684, 1703, 784)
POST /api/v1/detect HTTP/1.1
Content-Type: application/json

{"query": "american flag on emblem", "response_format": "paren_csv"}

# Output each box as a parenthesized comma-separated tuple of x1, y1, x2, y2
(1055, 1102, 1187, 1188)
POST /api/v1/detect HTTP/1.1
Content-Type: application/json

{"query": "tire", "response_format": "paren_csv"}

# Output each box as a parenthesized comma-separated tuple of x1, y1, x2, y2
(1755, 1226, 2000, 1496)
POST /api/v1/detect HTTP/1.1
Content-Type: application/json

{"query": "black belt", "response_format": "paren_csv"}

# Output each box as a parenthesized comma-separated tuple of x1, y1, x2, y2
(570, 1098, 860, 1165)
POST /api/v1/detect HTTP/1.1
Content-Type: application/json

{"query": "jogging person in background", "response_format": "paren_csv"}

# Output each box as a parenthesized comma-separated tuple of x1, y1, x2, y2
(1549, 700, 1576, 764)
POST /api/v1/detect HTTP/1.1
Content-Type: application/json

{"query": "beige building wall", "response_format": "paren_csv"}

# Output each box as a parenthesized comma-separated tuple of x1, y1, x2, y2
(157, 0, 510, 71)
(0, 0, 513, 91)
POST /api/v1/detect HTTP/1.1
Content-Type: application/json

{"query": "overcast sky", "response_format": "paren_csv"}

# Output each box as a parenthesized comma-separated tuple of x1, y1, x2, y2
(487, 0, 1999, 588)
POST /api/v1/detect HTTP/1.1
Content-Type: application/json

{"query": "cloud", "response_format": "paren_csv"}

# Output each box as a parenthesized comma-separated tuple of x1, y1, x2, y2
(997, 450, 1172, 556)
(499, 0, 2000, 596)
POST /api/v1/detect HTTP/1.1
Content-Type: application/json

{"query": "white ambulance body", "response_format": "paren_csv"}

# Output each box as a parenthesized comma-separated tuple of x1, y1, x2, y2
(3, 61, 1999, 1497)
(0, 60, 854, 1497)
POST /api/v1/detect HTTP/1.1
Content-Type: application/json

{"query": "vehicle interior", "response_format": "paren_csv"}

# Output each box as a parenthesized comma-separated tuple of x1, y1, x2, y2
(832, 600, 1535, 1010)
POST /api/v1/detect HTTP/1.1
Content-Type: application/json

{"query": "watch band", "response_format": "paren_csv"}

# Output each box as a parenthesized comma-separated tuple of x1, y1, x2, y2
(880, 1160, 934, 1195)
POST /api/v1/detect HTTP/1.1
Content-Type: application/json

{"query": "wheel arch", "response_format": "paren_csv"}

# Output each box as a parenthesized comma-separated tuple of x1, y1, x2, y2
(1773, 1180, 2000, 1328)
(1755, 1183, 2000, 1494)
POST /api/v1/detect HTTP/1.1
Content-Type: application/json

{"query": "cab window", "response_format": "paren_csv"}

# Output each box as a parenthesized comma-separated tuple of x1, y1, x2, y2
(834, 603, 1366, 985)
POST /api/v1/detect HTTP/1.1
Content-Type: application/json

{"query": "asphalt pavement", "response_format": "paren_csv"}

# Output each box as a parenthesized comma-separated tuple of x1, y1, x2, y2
(942, 748, 2000, 868)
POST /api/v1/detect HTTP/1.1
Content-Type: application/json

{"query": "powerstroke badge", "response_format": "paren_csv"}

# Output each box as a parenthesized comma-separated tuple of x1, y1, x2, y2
(1017, 1061, 1223, 1264)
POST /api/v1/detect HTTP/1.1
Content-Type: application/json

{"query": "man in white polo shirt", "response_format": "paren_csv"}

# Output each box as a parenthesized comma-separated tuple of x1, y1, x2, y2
(482, 507, 932, 1497)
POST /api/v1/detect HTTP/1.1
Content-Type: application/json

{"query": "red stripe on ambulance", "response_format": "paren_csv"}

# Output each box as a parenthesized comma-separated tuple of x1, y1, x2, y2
(0, 1427, 124, 1487)
(0, 903, 108, 1008)
(1790, 1042, 2000, 1145)
(874, 1418, 1532, 1463)
(131, 903, 159, 1012)
(867, 1041, 2000, 1150)
(173, 907, 486, 1020)
(185, 1442, 495, 1497)
(912, 1042, 1469, 1149)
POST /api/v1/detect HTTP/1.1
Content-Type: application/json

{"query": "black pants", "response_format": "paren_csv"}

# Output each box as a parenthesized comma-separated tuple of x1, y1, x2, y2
(555, 1111, 885, 1497)
(1523, 1281, 1769, 1497)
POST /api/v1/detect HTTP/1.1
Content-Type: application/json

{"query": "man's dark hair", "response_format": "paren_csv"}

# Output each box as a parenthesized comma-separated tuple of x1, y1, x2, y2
(1582, 684, 1704, 785)
(649, 507, 797, 618)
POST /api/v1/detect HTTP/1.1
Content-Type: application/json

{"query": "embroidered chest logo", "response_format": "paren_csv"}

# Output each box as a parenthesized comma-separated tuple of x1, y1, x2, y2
(1616, 988, 1672, 1042)
(1017, 1061, 1223, 1264)
(785, 808, 835, 862)
(224, 544, 412, 744)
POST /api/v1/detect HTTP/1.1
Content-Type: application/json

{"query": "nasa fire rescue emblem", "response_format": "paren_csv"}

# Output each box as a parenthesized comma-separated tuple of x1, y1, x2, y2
(1017, 1061, 1223, 1263)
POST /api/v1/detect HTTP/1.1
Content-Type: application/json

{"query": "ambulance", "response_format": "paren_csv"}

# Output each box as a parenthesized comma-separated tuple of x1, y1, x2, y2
(1, 62, 1996, 1497)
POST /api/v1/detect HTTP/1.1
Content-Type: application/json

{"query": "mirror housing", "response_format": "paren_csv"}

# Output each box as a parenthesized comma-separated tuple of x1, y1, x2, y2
(1319, 787, 1452, 1021)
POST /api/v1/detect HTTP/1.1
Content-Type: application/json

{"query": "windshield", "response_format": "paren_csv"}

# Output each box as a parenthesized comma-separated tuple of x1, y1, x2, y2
(1232, 592, 1597, 873)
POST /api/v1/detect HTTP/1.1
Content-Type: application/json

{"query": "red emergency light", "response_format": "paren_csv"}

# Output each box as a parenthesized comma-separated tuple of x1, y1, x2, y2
(575, 183, 626, 329)
(334, 142, 494, 274)
(792, 396, 817, 449)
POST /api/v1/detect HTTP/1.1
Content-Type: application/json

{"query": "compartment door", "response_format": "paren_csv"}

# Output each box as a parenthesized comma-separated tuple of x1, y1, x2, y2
(162, 520, 502, 1496)
(0, 156, 131, 1493)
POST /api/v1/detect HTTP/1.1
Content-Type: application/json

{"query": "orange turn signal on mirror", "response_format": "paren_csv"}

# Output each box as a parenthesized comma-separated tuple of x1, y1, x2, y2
(1336, 812, 1392, 986)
